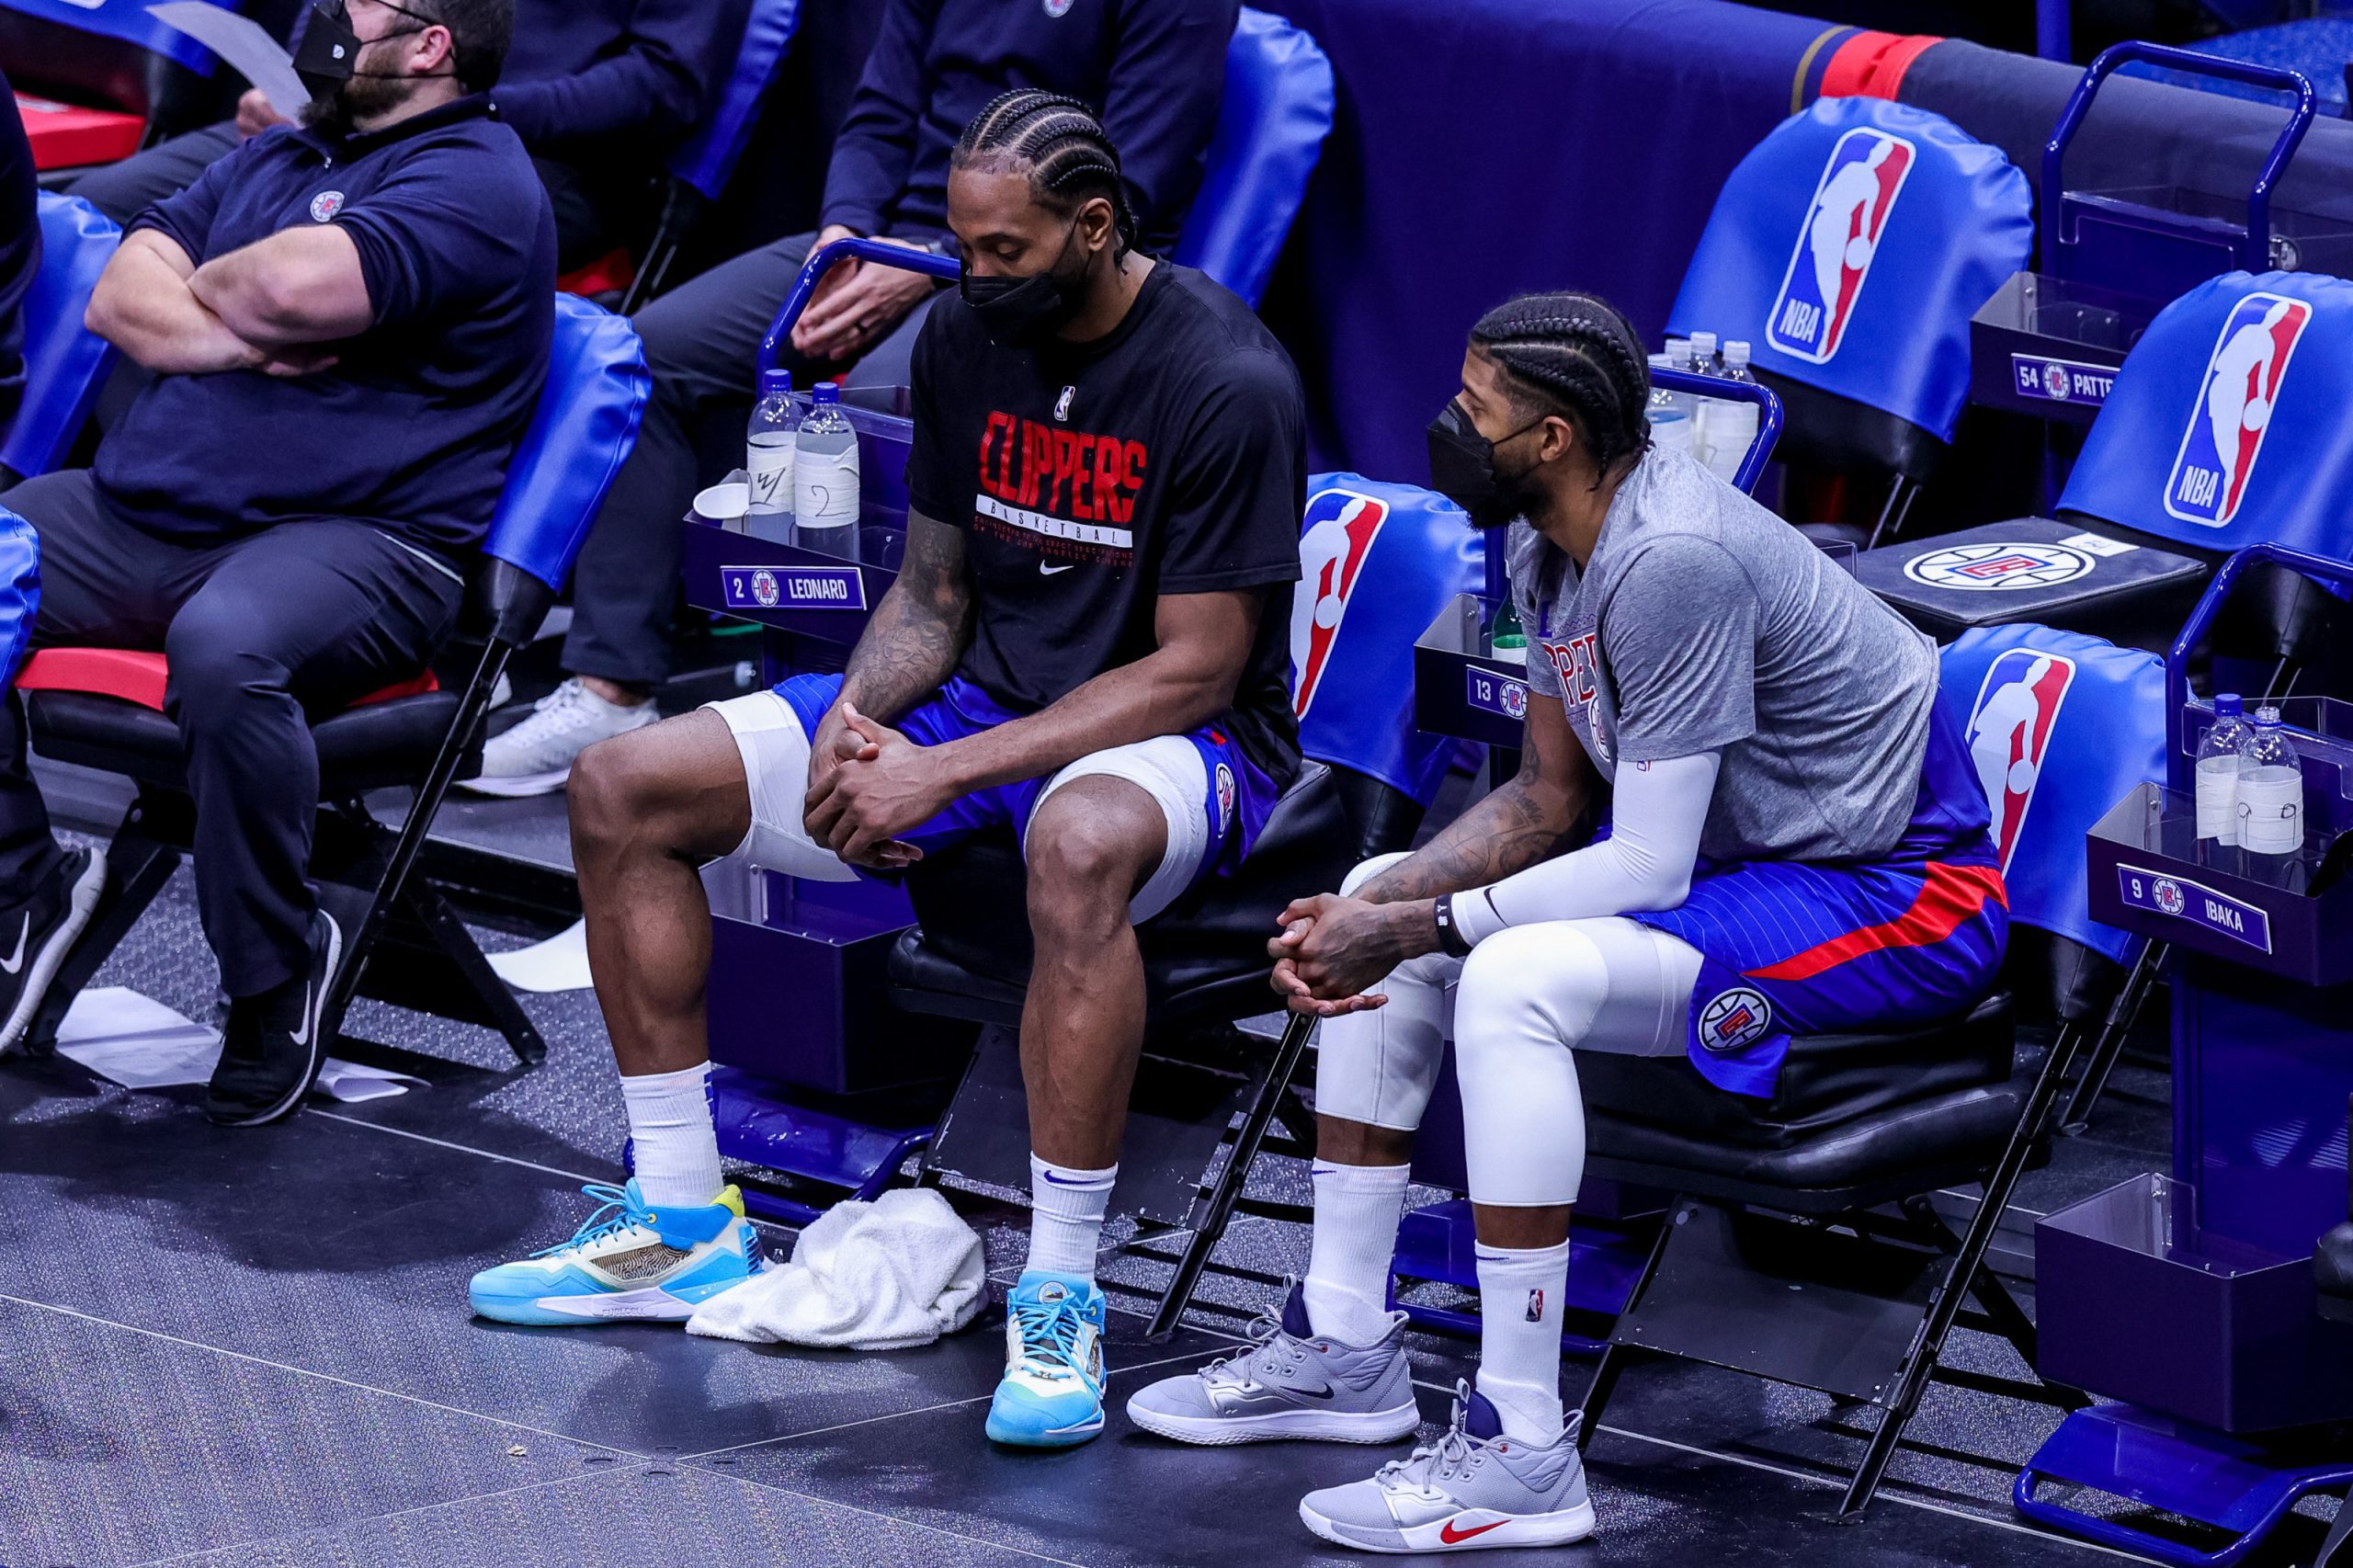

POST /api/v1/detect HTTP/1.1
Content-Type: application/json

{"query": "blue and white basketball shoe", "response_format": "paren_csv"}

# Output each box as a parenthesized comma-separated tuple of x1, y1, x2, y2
(469, 1180, 763, 1326)
(984, 1271, 1108, 1447)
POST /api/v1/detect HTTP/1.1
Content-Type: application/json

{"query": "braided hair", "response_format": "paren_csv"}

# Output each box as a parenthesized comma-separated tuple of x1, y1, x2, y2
(1469, 292, 1653, 488)
(951, 90, 1139, 256)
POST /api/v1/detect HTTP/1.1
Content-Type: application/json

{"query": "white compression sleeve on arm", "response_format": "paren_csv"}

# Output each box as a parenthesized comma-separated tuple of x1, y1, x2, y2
(1451, 750, 1720, 944)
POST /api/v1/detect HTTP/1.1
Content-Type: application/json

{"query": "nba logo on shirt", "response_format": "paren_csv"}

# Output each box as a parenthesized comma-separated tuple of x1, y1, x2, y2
(1964, 649, 2075, 873)
(310, 190, 347, 222)
(1054, 385, 1076, 423)
(2164, 291, 2311, 528)
(1765, 129, 1915, 364)
(1290, 488, 1389, 719)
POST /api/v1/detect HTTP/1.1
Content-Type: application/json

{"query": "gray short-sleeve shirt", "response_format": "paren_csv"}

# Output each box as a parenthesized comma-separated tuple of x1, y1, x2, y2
(1509, 446, 1938, 862)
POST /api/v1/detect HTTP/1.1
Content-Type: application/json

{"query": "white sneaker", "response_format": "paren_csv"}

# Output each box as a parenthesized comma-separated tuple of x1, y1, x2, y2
(461, 677, 656, 797)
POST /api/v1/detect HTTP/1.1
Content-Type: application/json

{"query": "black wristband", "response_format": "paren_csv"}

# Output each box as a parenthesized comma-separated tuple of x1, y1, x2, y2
(1432, 894, 1473, 959)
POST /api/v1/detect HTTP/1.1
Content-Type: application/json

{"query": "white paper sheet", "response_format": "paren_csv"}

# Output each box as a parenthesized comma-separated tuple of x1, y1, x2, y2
(54, 986, 427, 1102)
(488, 917, 594, 994)
(145, 2, 313, 119)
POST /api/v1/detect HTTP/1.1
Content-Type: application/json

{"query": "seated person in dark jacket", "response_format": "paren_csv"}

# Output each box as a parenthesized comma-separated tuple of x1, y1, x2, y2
(65, 0, 741, 271)
(0, 0, 555, 1127)
(0, 62, 39, 448)
(460, 0, 1236, 797)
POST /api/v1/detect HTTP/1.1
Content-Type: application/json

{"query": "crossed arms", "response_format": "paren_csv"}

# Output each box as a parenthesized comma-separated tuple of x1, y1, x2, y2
(801, 507, 1264, 864)
(85, 226, 373, 379)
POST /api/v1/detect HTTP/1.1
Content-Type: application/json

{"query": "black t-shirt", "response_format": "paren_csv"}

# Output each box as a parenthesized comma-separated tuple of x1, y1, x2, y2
(904, 262, 1305, 783)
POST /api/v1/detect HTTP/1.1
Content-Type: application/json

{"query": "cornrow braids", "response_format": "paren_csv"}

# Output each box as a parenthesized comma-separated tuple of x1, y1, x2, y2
(1470, 292, 1654, 488)
(952, 89, 1139, 256)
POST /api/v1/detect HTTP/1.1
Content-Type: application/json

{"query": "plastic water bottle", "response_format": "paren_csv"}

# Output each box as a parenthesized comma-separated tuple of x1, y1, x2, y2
(1488, 597, 1528, 665)
(1685, 331, 1720, 375)
(2195, 694, 2253, 849)
(794, 382, 860, 529)
(746, 369, 797, 518)
(1683, 332, 1723, 468)
(1645, 353, 1693, 458)
(2236, 706, 2304, 862)
(1703, 340, 1759, 485)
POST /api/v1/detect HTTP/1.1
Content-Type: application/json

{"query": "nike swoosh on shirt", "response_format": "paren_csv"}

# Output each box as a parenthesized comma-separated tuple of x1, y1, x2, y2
(1439, 1518, 1507, 1544)
(1040, 562, 1076, 575)
(0, 913, 28, 975)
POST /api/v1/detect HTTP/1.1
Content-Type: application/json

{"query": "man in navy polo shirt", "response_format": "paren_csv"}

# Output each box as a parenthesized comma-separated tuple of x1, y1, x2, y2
(0, 0, 555, 1127)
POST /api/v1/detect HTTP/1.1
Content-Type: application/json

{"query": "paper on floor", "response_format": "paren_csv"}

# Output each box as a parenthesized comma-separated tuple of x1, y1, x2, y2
(53, 986, 427, 1102)
(488, 918, 593, 994)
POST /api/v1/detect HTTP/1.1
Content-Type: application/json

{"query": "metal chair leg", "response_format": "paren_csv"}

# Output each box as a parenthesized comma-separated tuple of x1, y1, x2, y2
(2059, 937, 2165, 1136)
(1147, 1008, 1315, 1341)
(1864, 474, 1922, 551)
(321, 640, 513, 1050)
(1575, 1207, 1675, 1452)
(1838, 1002, 2096, 1517)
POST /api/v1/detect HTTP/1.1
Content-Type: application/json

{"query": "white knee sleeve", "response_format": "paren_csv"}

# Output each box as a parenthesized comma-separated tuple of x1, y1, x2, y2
(702, 692, 859, 883)
(1449, 919, 1702, 1208)
(1314, 852, 1451, 1131)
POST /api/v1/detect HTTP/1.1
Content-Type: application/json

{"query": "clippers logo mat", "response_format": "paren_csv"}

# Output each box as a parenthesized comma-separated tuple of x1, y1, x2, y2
(1964, 649, 2075, 873)
(1290, 488, 1389, 719)
(1902, 541, 2096, 593)
(2165, 292, 2312, 528)
(1765, 129, 1915, 364)
(1700, 987, 1773, 1053)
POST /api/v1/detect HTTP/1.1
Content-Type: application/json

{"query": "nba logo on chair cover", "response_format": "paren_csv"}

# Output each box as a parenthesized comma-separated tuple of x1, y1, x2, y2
(1290, 487, 1389, 719)
(2164, 292, 2311, 528)
(1963, 649, 2075, 874)
(1765, 128, 1914, 363)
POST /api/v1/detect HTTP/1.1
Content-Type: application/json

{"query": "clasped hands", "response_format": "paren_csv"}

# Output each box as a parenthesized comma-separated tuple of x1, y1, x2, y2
(803, 702, 954, 869)
(1267, 893, 1439, 1018)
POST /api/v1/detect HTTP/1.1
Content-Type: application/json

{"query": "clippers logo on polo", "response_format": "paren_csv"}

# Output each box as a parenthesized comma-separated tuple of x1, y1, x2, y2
(972, 411, 1145, 566)
(1964, 649, 2075, 873)
(311, 190, 346, 222)
(1290, 488, 1390, 718)
(2165, 292, 2311, 528)
(1766, 128, 1915, 363)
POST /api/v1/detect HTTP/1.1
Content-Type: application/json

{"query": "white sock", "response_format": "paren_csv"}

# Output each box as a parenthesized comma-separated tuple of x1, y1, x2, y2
(1302, 1161, 1412, 1345)
(620, 1062, 724, 1210)
(1026, 1153, 1116, 1278)
(1475, 1237, 1572, 1446)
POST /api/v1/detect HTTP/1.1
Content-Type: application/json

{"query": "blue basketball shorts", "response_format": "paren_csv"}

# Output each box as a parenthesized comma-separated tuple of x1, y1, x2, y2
(704, 674, 1279, 921)
(1633, 702, 2011, 1097)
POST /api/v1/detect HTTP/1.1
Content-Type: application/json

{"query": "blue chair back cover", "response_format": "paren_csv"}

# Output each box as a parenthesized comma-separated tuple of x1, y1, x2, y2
(1667, 96, 2031, 444)
(483, 294, 649, 592)
(0, 0, 234, 74)
(2059, 270, 2353, 560)
(0, 506, 35, 689)
(668, 0, 799, 202)
(1936, 623, 2165, 965)
(3, 194, 120, 481)
(1292, 473, 1482, 807)
(1171, 7, 1334, 311)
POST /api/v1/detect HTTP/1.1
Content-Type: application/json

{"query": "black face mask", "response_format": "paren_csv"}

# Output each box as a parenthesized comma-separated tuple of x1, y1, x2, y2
(293, 0, 437, 102)
(1427, 402, 1545, 529)
(959, 222, 1095, 349)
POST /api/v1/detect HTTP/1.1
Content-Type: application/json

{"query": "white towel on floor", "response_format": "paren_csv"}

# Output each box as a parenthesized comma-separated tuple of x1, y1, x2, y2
(686, 1187, 987, 1350)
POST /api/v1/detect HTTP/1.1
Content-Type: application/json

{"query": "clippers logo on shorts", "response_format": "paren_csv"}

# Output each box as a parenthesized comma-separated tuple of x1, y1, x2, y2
(1214, 762, 1236, 833)
(1290, 488, 1390, 719)
(1540, 632, 1600, 705)
(2164, 292, 2312, 528)
(310, 190, 346, 222)
(1964, 649, 2075, 873)
(1902, 541, 2096, 593)
(1765, 129, 1915, 364)
(1699, 987, 1774, 1053)
(973, 411, 1145, 565)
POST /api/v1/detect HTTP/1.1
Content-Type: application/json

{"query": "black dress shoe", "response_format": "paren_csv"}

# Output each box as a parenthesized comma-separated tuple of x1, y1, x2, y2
(206, 910, 343, 1127)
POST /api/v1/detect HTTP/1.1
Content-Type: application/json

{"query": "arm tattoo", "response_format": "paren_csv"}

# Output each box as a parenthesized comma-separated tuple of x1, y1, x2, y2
(1356, 742, 1584, 903)
(837, 511, 972, 724)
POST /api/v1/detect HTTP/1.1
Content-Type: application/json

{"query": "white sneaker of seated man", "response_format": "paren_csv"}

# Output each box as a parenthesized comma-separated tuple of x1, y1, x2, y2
(463, 677, 655, 797)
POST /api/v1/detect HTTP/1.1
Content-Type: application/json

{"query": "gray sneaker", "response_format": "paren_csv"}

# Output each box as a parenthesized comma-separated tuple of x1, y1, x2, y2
(1126, 1280, 1419, 1446)
(462, 677, 655, 797)
(1299, 1381, 1597, 1553)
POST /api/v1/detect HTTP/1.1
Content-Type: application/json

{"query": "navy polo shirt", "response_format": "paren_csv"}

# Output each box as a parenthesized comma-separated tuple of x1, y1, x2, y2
(96, 97, 557, 560)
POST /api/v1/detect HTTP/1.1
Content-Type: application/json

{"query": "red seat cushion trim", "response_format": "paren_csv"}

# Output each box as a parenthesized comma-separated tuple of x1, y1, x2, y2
(16, 649, 438, 711)
(559, 247, 637, 298)
(16, 95, 144, 173)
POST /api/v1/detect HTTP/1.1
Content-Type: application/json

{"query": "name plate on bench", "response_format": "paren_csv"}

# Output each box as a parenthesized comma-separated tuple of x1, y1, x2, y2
(721, 564, 868, 612)
(2115, 864, 2273, 955)
(1464, 665, 1529, 722)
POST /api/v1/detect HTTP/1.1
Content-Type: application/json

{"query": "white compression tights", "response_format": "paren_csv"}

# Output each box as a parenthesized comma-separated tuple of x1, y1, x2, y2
(1313, 854, 1705, 1207)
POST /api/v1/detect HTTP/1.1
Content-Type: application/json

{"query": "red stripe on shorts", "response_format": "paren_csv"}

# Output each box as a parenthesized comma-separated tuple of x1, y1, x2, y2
(1742, 861, 2008, 983)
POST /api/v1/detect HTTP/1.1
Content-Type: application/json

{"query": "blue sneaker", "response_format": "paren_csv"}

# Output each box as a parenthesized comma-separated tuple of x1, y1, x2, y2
(469, 1180, 764, 1326)
(985, 1271, 1108, 1447)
